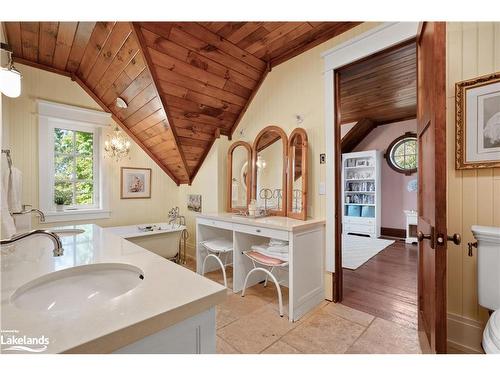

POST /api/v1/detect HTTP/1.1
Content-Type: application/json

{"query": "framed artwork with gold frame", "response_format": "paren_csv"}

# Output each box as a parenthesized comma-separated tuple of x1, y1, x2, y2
(456, 72, 500, 169)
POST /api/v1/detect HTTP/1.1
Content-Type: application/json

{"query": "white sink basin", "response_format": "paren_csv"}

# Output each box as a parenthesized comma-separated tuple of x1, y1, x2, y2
(11, 263, 144, 312)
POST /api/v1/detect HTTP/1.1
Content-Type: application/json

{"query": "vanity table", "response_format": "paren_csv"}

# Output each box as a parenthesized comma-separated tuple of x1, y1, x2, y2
(196, 213, 325, 322)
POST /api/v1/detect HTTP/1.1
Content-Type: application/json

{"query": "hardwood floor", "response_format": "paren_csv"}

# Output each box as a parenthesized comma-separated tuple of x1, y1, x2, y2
(342, 239, 418, 330)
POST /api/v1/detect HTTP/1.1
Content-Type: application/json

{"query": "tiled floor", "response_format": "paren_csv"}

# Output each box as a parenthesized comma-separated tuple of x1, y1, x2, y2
(182, 258, 422, 354)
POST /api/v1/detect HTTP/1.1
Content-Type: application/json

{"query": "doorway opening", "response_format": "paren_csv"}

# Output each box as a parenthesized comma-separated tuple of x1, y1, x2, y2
(335, 40, 419, 330)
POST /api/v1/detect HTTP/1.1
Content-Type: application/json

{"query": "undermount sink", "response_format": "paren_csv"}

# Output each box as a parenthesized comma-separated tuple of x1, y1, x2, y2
(52, 228, 85, 237)
(11, 263, 144, 312)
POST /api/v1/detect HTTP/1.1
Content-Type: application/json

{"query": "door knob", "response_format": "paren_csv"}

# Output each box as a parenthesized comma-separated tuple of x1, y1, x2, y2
(447, 233, 461, 245)
(417, 231, 431, 242)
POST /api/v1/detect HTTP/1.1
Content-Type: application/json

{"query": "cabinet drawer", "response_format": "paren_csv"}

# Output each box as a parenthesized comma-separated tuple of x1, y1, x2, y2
(197, 218, 234, 231)
(233, 223, 289, 241)
(344, 216, 375, 225)
(345, 223, 375, 234)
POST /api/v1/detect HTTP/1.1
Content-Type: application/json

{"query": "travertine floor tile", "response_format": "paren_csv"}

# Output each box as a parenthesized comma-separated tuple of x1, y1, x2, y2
(216, 291, 270, 329)
(261, 340, 302, 354)
(218, 304, 297, 353)
(281, 309, 365, 354)
(346, 318, 421, 354)
(216, 335, 240, 354)
(323, 303, 375, 327)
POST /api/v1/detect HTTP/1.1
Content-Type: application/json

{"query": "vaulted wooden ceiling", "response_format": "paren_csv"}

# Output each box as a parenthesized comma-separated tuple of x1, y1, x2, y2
(4, 21, 360, 184)
(337, 39, 417, 126)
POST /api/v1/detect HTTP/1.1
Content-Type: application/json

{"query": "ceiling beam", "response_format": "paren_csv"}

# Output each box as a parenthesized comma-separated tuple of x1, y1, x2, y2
(341, 118, 376, 153)
(130, 22, 191, 183)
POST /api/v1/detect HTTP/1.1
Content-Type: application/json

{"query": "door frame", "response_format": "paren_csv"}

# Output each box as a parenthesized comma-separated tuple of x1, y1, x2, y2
(322, 22, 419, 301)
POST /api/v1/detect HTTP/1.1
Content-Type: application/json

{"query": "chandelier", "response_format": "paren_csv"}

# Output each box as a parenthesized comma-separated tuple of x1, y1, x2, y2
(104, 126, 131, 161)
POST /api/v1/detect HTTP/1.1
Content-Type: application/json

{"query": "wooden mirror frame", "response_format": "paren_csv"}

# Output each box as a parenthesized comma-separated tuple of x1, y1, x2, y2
(252, 126, 288, 217)
(226, 141, 252, 212)
(287, 128, 308, 220)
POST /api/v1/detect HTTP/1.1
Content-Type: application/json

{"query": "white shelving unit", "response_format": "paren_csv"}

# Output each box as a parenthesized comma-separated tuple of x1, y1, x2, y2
(342, 150, 381, 238)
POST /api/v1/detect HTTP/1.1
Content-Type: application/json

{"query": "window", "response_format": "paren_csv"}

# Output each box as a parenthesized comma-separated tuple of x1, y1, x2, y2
(386, 132, 417, 175)
(54, 127, 97, 208)
(38, 100, 111, 222)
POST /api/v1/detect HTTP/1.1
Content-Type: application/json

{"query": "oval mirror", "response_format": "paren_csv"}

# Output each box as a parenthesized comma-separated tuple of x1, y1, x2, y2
(227, 141, 252, 212)
(252, 126, 288, 216)
(287, 128, 308, 220)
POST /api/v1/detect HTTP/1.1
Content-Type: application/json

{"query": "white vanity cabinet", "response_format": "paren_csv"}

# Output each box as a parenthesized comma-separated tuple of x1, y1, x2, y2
(196, 213, 325, 322)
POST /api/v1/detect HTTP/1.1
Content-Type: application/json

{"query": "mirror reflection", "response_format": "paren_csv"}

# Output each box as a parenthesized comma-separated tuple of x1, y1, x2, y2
(291, 135, 303, 213)
(231, 145, 250, 209)
(255, 130, 284, 211)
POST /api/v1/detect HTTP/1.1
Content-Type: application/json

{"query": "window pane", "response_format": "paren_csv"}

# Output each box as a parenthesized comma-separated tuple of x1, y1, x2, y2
(393, 155, 405, 169)
(405, 140, 417, 155)
(405, 154, 417, 169)
(54, 155, 74, 180)
(76, 181, 93, 205)
(76, 131, 93, 156)
(54, 128, 74, 154)
(76, 156, 93, 180)
(394, 143, 405, 157)
(54, 182, 73, 205)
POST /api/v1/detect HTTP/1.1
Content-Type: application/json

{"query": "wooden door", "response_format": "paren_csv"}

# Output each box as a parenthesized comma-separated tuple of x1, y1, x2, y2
(416, 22, 449, 354)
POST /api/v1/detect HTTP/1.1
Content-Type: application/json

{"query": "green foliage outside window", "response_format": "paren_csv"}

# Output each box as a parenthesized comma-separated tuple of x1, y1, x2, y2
(54, 128, 94, 206)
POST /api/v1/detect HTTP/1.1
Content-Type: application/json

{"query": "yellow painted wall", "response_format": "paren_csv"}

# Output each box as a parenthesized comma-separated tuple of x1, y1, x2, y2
(446, 22, 500, 330)
(1, 63, 179, 228)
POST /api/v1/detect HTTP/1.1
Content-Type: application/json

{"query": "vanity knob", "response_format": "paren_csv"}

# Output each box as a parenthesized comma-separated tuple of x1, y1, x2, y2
(256, 229, 261, 233)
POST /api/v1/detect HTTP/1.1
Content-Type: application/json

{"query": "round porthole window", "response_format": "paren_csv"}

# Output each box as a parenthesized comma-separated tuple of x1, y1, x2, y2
(386, 132, 418, 175)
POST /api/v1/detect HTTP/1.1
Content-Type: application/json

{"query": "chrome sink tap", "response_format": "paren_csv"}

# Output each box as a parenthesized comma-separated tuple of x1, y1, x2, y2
(1, 229, 64, 257)
(12, 205, 46, 222)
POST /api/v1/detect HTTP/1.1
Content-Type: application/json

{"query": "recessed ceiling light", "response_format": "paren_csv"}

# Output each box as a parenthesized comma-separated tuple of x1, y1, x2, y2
(116, 97, 128, 109)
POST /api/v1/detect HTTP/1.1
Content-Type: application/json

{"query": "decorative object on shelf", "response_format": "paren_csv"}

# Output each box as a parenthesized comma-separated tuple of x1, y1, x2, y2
(120, 167, 151, 199)
(54, 195, 65, 212)
(456, 71, 500, 169)
(187, 194, 202, 213)
(104, 126, 131, 162)
(385, 132, 418, 175)
(407, 179, 418, 193)
(0, 42, 22, 98)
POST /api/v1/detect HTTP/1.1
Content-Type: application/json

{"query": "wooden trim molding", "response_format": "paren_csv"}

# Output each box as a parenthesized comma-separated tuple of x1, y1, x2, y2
(252, 125, 288, 217)
(287, 128, 308, 220)
(226, 141, 252, 212)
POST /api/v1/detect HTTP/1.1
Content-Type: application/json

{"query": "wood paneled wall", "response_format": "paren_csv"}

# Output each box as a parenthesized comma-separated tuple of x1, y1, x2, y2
(446, 22, 500, 325)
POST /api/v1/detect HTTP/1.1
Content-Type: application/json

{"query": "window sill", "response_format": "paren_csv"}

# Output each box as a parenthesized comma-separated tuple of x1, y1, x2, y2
(44, 208, 111, 223)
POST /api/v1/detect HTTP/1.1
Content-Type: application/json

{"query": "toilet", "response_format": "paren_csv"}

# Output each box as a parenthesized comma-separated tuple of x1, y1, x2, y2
(471, 225, 500, 354)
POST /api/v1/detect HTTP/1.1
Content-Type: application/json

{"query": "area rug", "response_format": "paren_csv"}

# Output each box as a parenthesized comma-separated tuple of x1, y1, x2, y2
(342, 234, 394, 270)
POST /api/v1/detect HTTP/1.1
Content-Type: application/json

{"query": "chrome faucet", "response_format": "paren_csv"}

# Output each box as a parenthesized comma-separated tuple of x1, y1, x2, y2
(12, 205, 46, 222)
(0, 229, 64, 257)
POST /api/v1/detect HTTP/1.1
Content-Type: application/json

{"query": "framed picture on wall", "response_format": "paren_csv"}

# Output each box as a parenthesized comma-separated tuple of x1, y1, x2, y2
(120, 167, 152, 199)
(456, 71, 500, 169)
(187, 194, 202, 212)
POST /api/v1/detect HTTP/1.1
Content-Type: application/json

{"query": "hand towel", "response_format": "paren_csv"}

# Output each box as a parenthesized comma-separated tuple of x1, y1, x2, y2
(8, 166, 22, 213)
(1, 164, 16, 238)
(250, 244, 289, 262)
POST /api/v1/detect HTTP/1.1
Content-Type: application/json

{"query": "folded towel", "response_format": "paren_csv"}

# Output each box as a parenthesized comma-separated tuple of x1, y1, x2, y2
(250, 244, 289, 262)
(269, 238, 289, 247)
(267, 245, 289, 254)
(8, 166, 22, 213)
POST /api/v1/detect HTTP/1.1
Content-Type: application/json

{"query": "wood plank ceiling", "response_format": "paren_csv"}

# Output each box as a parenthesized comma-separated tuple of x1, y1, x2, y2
(4, 21, 360, 184)
(337, 40, 417, 126)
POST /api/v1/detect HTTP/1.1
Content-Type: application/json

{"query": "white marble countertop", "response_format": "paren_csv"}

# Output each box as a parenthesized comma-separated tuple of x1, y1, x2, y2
(0, 224, 225, 354)
(197, 212, 326, 232)
(103, 222, 186, 238)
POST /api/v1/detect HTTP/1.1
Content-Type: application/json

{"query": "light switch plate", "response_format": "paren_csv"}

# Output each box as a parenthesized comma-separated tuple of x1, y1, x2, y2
(319, 182, 326, 195)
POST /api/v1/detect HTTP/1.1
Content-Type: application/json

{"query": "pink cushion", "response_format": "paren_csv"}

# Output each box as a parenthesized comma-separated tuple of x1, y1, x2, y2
(245, 251, 286, 266)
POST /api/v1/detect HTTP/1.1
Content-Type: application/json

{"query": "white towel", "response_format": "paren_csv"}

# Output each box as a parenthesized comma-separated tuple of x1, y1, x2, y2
(8, 166, 22, 213)
(1, 163, 16, 238)
(269, 238, 288, 247)
(250, 244, 289, 262)
(267, 245, 289, 254)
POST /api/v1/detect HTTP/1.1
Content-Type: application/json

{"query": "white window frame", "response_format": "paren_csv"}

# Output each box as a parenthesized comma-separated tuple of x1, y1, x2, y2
(38, 100, 111, 223)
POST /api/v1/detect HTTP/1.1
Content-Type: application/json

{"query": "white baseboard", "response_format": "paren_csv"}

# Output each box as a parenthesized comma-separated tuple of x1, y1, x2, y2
(447, 312, 485, 354)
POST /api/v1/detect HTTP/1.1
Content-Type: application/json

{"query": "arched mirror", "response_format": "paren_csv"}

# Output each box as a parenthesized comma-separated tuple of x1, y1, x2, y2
(252, 126, 288, 216)
(227, 141, 252, 212)
(287, 128, 308, 220)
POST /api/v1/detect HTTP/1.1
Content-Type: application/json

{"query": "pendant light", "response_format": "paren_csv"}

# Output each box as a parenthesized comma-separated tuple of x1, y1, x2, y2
(0, 43, 22, 98)
(104, 126, 131, 162)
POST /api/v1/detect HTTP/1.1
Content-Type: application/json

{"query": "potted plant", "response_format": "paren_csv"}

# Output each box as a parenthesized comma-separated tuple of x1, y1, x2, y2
(54, 195, 65, 212)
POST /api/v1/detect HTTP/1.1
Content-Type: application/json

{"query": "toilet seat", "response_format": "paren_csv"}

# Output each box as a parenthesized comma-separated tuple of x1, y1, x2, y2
(483, 310, 500, 354)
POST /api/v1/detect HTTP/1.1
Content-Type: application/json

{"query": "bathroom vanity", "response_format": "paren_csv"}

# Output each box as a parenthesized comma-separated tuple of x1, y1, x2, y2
(196, 213, 325, 322)
(0, 224, 226, 354)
